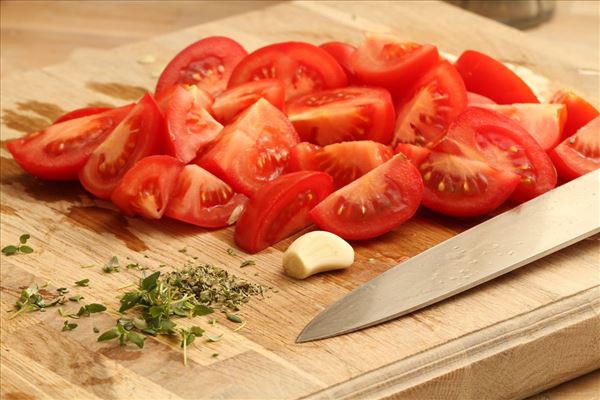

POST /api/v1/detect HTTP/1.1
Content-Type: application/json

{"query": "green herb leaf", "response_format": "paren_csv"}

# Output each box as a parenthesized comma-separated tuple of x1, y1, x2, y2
(226, 248, 237, 256)
(239, 260, 255, 268)
(2, 245, 18, 256)
(68, 295, 83, 302)
(226, 313, 242, 323)
(74, 279, 89, 287)
(119, 292, 141, 313)
(192, 304, 214, 316)
(212, 353, 219, 358)
(85, 303, 107, 313)
(57, 288, 69, 294)
(205, 333, 223, 342)
(141, 271, 160, 291)
(126, 331, 145, 348)
(178, 247, 187, 253)
(98, 328, 120, 342)
(190, 326, 204, 337)
(62, 320, 78, 331)
(103, 256, 120, 273)
(19, 234, 30, 244)
(19, 246, 34, 254)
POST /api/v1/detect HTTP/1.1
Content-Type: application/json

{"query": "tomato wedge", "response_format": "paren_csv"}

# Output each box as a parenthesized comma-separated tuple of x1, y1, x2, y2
(7, 105, 133, 181)
(550, 90, 599, 139)
(211, 79, 285, 124)
(228, 42, 348, 100)
(287, 86, 395, 145)
(351, 32, 439, 98)
(455, 50, 538, 104)
(111, 155, 183, 219)
(549, 116, 600, 181)
(165, 164, 249, 228)
(164, 86, 223, 163)
(156, 84, 213, 115)
(235, 171, 334, 253)
(310, 154, 423, 240)
(286, 142, 321, 172)
(155, 36, 247, 97)
(467, 92, 495, 106)
(436, 107, 557, 203)
(79, 93, 166, 199)
(394, 142, 431, 166)
(197, 98, 299, 196)
(319, 41, 357, 83)
(53, 106, 113, 124)
(392, 61, 467, 147)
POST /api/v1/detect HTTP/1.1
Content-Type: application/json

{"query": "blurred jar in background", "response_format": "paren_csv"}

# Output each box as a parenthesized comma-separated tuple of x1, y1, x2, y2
(446, 0, 556, 29)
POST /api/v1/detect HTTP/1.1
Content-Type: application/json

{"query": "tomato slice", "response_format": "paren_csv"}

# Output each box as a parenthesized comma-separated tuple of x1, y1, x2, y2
(156, 84, 213, 115)
(197, 98, 299, 196)
(455, 50, 538, 104)
(111, 155, 183, 219)
(54, 106, 113, 124)
(228, 42, 348, 100)
(394, 142, 431, 166)
(235, 171, 334, 253)
(350, 32, 439, 97)
(286, 142, 321, 172)
(392, 61, 467, 147)
(309, 154, 423, 240)
(165, 164, 249, 228)
(7, 105, 133, 181)
(164, 86, 223, 163)
(475, 103, 566, 151)
(319, 41, 357, 83)
(467, 92, 496, 106)
(549, 116, 600, 181)
(550, 90, 599, 139)
(287, 86, 395, 145)
(79, 93, 166, 199)
(211, 79, 285, 124)
(155, 36, 247, 97)
(437, 107, 557, 203)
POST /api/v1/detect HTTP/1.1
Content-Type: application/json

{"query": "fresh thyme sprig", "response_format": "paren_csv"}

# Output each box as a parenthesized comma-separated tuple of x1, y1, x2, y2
(2, 234, 34, 256)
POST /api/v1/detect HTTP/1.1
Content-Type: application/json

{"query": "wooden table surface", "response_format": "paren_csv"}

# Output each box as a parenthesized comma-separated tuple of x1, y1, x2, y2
(1, 1, 599, 399)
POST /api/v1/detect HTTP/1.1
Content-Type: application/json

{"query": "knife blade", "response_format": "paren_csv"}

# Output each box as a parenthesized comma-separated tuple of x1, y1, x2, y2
(297, 169, 600, 343)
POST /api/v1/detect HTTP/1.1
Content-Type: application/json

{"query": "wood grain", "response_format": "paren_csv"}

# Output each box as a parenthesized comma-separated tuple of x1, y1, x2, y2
(1, 1, 599, 399)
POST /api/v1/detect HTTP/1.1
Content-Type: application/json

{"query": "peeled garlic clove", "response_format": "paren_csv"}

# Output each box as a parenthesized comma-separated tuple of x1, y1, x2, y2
(282, 231, 354, 279)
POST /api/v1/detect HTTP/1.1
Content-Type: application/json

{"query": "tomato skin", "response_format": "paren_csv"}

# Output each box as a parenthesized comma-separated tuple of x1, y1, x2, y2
(211, 79, 285, 124)
(467, 92, 496, 106)
(286, 142, 321, 172)
(287, 86, 395, 146)
(7, 105, 133, 181)
(165, 164, 249, 228)
(111, 155, 183, 219)
(310, 154, 423, 240)
(455, 50, 538, 104)
(549, 116, 600, 181)
(550, 90, 599, 139)
(79, 93, 166, 199)
(155, 36, 247, 97)
(156, 84, 213, 115)
(351, 32, 439, 97)
(394, 142, 431, 166)
(319, 41, 357, 83)
(54, 106, 113, 124)
(228, 41, 348, 100)
(234, 171, 334, 254)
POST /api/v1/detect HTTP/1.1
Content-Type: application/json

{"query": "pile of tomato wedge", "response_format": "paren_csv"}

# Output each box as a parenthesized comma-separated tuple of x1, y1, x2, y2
(7, 34, 599, 254)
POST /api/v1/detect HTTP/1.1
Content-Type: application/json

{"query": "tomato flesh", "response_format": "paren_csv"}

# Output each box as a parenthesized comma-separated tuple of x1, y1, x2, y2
(319, 41, 357, 83)
(287, 86, 395, 145)
(310, 154, 423, 240)
(156, 84, 213, 115)
(549, 116, 600, 181)
(286, 142, 321, 172)
(550, 90, 599, 139)
(54, 106, 113, 124)
(235, 171, 334, 253)
(467, 92, 496, 106)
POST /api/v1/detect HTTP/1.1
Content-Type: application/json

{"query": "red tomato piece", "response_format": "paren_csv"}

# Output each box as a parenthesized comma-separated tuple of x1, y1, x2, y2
(550, 90, 599, 139)
(310, 154, 423, 240)
(392, 61, 467, 147)
(394, 142, 431, 166)
(211, 79, 285, 124)
(228, 41, 348, 100)
(235, 171, 334, 253)
(436, 107, 557, 203)
(164, 86, 223, 163)
(79, 93, 166, 199)
(455, 50, 538, 104)
(197, 98, 299, 196)
(549, 116, 599, 181)
(7, 105, 133, 181)
(111, 155, 183, 219)
(156, 84, 213, 115)
(53, 106, 113, 124)
(475, 103, 566, 151)
(351, 32, 439, 97)
(287, 86, 395, 145)
(165, 164, 249, 228)
(155, 36, 247, 97)
(467, 92, 496, 106)
(319, 41, 357, 83)
(286, 142, 321, 172)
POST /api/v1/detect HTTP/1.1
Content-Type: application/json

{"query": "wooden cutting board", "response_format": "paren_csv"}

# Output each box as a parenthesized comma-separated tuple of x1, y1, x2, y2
(1, 2, 599, 399)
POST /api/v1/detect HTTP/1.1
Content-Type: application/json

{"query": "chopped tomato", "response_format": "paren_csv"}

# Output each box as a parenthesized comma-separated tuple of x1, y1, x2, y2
(7, 105, 133, 181)
(228, 41, 347, 100)
(165, 164, 248, 228)
(211, 79, 285, 124)
(287, 86, 395, 145)
(394, 142, 432, 166)
(550, 90, 599, 139)
(53, 106, 113, 124)
(467, 92, 496, 106)
(455, 50, 538, 104)
(79, 93, 166, 199)
(437, 107, 557, 203)
(197, 98, 299, 196)
(155, 36, 247, 97)
(392, 61, 467, 147)
(351, 32, 439, 97)
(319, 41, 357, 83)
(111, 155, 183, 219)
(164, 86, 223, 163)
(549, 116, 599, 181)
(310, 154, 423, 240)
(235, 171, 334, 253)
(286, 142, 321, 172)
(156, 84, 213, 115)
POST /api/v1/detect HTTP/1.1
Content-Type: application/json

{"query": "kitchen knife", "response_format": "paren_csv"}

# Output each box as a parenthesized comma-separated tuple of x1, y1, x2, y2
(297, 169, 600, 343)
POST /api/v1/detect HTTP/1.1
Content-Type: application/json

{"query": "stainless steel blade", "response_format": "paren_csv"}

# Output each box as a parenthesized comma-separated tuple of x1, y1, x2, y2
(297, 169, 600, 343)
